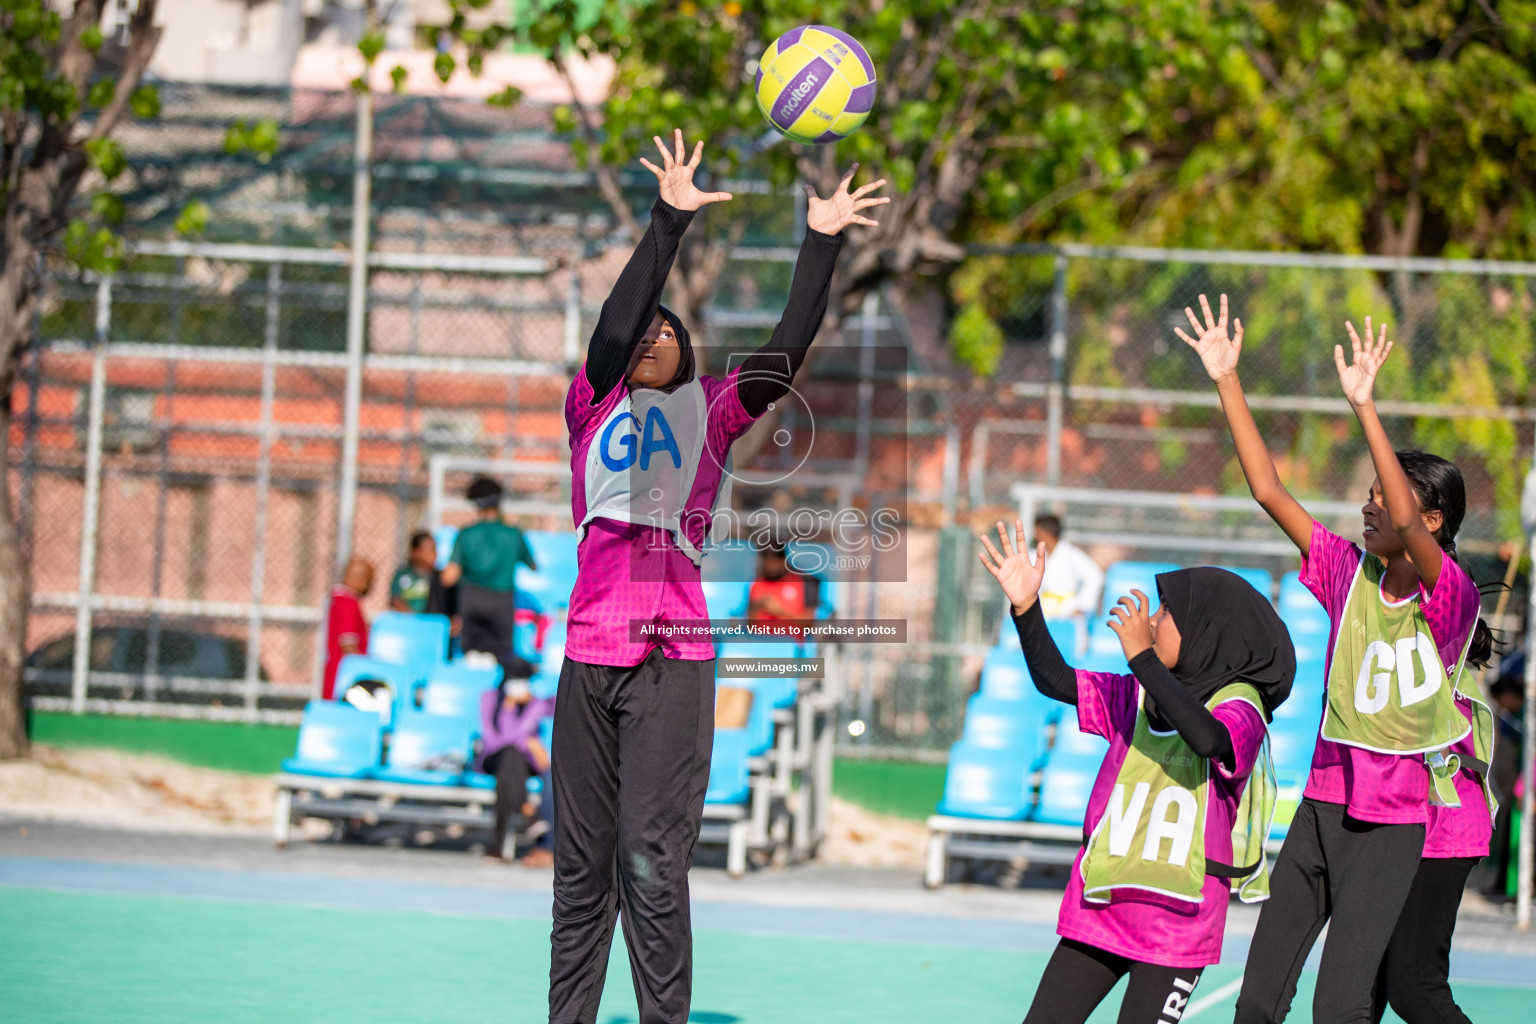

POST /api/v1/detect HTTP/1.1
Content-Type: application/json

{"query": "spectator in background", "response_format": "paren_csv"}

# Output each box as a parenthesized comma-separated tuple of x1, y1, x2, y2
(748, 541, 821, 633)
(440, 477, 536, 677)
(322, 557, 373, 700)
(390, 531, 438, 613)
(1033, 515, 1105, 623)
(477, 677, 555, 866)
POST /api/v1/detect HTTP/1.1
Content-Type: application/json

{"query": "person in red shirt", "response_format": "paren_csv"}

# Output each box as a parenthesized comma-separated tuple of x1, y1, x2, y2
(747, 543, 821, 634)
(322, 557, 374, 700)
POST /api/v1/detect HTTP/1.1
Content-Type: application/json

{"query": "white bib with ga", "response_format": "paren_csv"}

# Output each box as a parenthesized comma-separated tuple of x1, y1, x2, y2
(579, 380, 729, 565)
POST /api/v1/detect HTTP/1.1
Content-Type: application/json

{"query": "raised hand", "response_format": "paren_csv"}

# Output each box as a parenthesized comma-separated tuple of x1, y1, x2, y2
(1335, 317, 1393, 408)
(638, 129, 733, 212)
(804, 162, 889, 235)
(1174, 293, 1244, 383)
(1107, 589, 1155, 659)
(978, 519, 1047, 615)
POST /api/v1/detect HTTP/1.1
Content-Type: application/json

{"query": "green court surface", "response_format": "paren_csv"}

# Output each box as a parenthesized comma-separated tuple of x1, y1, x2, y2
(0, 886, 1525, 1024)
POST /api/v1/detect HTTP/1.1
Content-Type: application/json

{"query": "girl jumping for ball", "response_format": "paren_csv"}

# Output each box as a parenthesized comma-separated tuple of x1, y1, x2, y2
(1174, 296, 1494, 1024)
(548, 129, 886, 1024)
(980, 529, 1294, 1024)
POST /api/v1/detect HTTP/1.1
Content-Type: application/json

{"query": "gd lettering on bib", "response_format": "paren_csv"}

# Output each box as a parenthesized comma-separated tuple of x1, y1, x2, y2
(580, 380, 731, 566)
(1081, 683, 1275, 905)
(1320, 554, 1470, 758)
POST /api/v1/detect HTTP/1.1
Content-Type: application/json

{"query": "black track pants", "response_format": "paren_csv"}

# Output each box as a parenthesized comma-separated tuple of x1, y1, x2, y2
(1234, 798, 1425, 1024)
(546, 650, 715, 1024)
(1022, 938, 1205, 1024)
(1371, 855, 1478, 1024)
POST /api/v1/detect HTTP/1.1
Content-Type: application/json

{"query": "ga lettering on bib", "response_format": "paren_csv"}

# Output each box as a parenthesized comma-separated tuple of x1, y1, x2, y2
(579, 379, 731, 565)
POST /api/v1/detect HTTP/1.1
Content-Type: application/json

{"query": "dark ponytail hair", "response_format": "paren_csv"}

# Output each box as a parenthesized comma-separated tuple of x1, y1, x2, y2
(1396, 450, 1499, 668)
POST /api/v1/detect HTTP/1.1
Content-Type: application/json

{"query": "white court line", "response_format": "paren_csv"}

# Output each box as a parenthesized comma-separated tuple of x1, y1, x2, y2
(1183, 977, 1243, 1019)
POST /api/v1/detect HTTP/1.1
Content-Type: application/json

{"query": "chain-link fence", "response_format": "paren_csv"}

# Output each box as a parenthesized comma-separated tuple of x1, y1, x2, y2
(13, 237, 1533, 750)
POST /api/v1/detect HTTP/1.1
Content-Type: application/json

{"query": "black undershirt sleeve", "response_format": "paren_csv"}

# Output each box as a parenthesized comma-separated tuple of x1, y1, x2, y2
(1128, 650, 1236, 771)
(585, 199, 696, 404)
(736, 228, 843, 417)
(1011, 603, 1078, 705)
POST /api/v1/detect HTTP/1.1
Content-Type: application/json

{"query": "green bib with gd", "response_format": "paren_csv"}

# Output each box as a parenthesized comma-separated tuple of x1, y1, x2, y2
(1080, 682, 1275, 905)
(1319, 554, 1493, 809)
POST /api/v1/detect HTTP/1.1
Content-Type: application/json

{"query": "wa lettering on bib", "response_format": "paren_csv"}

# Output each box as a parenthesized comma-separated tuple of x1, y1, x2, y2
(580, 380, 731, 566)
(1080, 683, 1275, 905)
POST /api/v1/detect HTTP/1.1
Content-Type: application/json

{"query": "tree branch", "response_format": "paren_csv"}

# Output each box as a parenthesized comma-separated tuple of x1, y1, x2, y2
(87, 0, 164, 143)
(551, 51, 642, 242)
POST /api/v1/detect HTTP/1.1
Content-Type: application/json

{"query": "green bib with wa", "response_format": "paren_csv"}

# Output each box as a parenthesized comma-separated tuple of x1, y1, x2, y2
(1080, 682, 1276, 905)
(1320, 554, 1492, 809)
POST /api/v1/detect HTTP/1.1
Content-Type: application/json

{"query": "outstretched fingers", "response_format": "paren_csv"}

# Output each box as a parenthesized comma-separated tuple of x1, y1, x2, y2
(687, 139, 704, 170)
(673, 128, 687, 165)
(995, 520, 1017, 559)
(850, 178, 887, 200)
(1199, 293, 1217, 330)
(1232, 317, 1244, 348)
(978, 534, 1005, 577)
(838, 161, 860, 191)
(652, 134, 676, 169)
(1183, 305, 1205, 337)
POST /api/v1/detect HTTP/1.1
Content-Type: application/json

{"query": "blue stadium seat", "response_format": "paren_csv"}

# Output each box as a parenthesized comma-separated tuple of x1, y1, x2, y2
(1269, 768, 1308, 842)
(1031, 707, 1110, 826)
(1275, 660, 1326, 721)
(1267, 710, 1321, 774)
(421, 661, 502, 736)
(520, 530, 580, 612)
(705, 728, 752, 805)
(702, 580, 752, 619)
(282, 701, 384, 777)
(978, 645, 1033, 702)
(374, 711, 475, 785)
(993, 607, 1081, 662)
(1078, 618, 1131, 675)
(1217, 566, 1274, 601)
(433, 525, 458, 569)
(369, 612, 450, 672)
(1100, 561, 1181, 615)
(961, 695, 1039, 749)
(717, 641, 800, 709)
(701, 540, 756, 583)
(1287, 626, 1332, 666)
(936, 741, 1032, 820)
(529, 619, 566, 700)
(332, 655, 422, 727)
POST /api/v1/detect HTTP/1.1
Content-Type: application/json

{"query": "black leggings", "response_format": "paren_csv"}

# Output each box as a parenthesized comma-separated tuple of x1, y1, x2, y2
(547, 650, 715, 1024)
(1022, 938, 1205, 1024)
(1372, 855, 1478, 1024)
(1235, 798, 1425, 1024)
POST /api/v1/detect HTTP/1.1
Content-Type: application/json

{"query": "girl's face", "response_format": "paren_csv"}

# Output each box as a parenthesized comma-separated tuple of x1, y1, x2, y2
(1150, 599, 1182, 669)
(627, 311, 682, 388)
(1360, 477, 1442, 558)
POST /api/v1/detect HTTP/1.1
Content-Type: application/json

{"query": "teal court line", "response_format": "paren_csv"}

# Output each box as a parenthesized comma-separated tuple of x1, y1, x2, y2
(0, 857, 1530, 1024)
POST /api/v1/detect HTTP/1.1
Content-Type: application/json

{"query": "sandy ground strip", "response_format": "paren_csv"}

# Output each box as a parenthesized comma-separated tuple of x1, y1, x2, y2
(0, 745, 930, 867)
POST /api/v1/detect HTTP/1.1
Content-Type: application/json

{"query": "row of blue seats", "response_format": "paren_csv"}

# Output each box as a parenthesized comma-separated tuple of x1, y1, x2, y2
(432, 529, 840, 621)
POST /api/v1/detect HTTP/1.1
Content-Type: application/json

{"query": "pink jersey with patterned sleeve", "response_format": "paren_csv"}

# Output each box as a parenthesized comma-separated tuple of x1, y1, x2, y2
(1054, 669, 1268, 968)
(563, 365, 757, 667)
(1299, 521, 1482, 829)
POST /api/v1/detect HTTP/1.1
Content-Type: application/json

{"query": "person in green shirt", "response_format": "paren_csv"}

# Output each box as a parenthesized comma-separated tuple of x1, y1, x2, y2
(440, 477, 536, 675)
(389, 531, 438, 614)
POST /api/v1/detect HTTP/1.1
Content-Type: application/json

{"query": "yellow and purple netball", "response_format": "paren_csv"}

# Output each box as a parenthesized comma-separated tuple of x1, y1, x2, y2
(754, 25, 876, 145)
